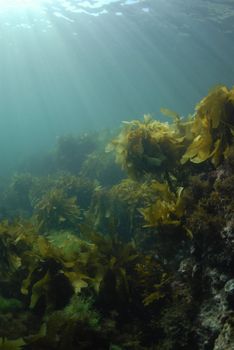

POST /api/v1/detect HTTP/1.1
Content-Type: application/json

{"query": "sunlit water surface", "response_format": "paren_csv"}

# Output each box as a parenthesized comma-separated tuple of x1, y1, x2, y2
(0, 0, 234, 174)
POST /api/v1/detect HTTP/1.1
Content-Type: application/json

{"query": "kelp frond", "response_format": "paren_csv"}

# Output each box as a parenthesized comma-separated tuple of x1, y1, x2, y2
(107, 114, 185, 178)
(139, 180, 185, 228)
(181, 85, 234, 166)
(34, 188, 80, 232)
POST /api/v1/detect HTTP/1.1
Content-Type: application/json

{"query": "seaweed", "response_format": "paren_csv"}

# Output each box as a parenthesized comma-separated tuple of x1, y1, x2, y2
(139, 180, 187, 231)
(34, 188, 80, 232)
(0, 296, 22, 313)
(55, 133, 97, 174)
(107, 114, 185, 180)
(0, 85, 233, 349)
(0, 338, 25, 350)
(86, 178, 167, 239)
(181, 86, 234, 166)
(80, 150, 124, 186)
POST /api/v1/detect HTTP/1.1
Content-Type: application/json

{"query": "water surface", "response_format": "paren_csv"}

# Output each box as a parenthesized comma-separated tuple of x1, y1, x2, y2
(0, 0, 233, 173)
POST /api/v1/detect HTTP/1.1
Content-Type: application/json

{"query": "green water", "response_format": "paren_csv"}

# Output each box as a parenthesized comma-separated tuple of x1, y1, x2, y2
(0, 3, 233, 348)
(0, 0, 233, 174)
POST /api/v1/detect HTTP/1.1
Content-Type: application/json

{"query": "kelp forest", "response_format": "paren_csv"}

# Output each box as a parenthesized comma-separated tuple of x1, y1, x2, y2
(0, 85, 233, 349)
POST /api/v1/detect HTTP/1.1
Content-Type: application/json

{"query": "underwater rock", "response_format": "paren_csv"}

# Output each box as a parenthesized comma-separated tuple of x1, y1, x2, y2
(224, 279, 234, 307)
(214, 314, 234, 350)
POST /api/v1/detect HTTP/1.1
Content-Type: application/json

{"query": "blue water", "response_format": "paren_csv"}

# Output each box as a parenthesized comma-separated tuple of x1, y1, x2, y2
(0, 0, 234, 174)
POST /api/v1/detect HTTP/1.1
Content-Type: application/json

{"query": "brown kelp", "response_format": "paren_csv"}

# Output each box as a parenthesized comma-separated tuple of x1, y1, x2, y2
(0, 85, 233, 349)
(106, 114, 185, 180)
(181, 85, 234, 166)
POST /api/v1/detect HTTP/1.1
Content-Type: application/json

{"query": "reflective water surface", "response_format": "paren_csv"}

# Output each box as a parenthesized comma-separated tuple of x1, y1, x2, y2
(0, 0, 233, 174)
